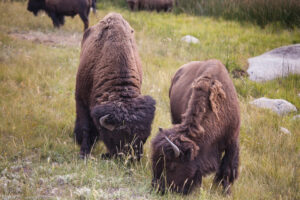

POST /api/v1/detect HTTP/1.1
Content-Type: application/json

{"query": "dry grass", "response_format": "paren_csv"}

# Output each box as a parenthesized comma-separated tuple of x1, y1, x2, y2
(0, 1, 299, 199)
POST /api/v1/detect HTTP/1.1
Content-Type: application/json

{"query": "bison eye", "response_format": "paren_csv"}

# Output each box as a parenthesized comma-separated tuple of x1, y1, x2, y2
(131, 29, 134, 34)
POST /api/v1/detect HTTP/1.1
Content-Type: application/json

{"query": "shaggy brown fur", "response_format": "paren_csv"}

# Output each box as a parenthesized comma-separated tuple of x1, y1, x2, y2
(151, 60, 240, 195)
(27, 0, 92, 30)
(74, 13, 156, 160)
(126, 0, 174, 12)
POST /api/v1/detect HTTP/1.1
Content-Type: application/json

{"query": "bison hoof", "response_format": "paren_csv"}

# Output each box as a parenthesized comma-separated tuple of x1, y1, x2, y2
(79, 152, 89, 159)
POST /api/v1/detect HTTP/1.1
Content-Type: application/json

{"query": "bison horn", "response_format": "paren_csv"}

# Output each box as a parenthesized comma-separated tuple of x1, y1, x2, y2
(164, 136, 180, 158)
(99, 115, 115, 131)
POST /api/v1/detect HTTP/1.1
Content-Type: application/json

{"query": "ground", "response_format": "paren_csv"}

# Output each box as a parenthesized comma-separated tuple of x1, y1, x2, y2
(0, 2, 299, 200)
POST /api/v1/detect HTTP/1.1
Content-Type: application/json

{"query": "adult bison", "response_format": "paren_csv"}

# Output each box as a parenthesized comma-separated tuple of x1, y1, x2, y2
(74, 13, 156, 160)
(151, 60, 240, 195)
(27, 0, 92, 30)
(126, 0, 174, 12)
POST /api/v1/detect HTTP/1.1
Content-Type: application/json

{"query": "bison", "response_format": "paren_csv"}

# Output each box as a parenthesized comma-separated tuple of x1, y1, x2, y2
(126, 0, 174, 12)
(27, 0, 92, 30)
(151, 60, 240, 195)
(74, 13, 156, 161)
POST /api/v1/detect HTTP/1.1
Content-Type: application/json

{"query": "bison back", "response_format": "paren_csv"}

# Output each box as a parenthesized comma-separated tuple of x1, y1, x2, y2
(169, 60, 239, 125)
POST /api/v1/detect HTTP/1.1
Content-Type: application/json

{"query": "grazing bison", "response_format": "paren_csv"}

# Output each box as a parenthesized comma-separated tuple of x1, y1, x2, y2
(27, 0, 92, 30)
(151, 60, 240, 195)
(74, 13, 156, 160)
(126, 0, 174, 12)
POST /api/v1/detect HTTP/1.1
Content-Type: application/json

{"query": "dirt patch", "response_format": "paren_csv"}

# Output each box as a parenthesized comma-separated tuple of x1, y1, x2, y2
(9, 31, 82, 47)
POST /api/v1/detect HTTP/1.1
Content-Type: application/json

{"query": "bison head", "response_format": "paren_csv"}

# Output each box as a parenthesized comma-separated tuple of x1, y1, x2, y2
(27, 0, 46, 16)
(151, 128, 201, 194)
(91, 95, 156, 141)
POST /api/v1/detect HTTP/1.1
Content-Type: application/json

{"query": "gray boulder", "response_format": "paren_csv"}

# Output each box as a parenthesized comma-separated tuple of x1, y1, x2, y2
(280, 127, 291, 135)
(250, 97, 297, 115)
(247, 44, 300, 82)
(181, 35, 199, 44)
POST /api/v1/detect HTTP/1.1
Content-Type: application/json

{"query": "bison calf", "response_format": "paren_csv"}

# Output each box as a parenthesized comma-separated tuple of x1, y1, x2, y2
(74, 13, 156, 161)
(127, 0, 174, 12)
(27, 0, 92, 30)
(151, 60, 240, 195)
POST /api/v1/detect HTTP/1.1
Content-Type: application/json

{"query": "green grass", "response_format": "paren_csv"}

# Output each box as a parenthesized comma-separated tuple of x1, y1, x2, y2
(175, 0, 300, 28)
(0, 1, 300, 199)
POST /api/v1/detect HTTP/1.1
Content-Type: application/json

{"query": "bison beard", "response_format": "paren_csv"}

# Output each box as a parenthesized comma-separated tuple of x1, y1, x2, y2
(151, 60, 240, 195)
(74, 13, 156, 161)
(27, 0, 92, 30)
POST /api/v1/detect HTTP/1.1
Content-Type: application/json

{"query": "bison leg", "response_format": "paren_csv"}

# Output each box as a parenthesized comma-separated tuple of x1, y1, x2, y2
(92, 0, 96, 14)
(128, 2, 136, 11)
(79, 9, 89, 31)
(57, 15, 65, 26)
(74, 100, 98, 158)
(213, 140, 239, 195)
(48, 11, 61, 28)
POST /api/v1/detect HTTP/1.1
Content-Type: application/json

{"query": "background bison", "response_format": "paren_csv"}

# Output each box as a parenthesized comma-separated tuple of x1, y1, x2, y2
(27, 0, 92, 30)
(74, 13, 156, 160)
(151, 60, 240, 194)
(126, 0, 174, 12)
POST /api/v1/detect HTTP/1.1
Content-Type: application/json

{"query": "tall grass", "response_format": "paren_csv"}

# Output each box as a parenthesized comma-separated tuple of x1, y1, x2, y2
(175, 0, 300, 28)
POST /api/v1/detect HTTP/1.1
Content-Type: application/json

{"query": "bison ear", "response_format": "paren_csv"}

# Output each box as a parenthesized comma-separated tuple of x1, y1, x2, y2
(178, 135, 199, 161)
(99, 114, 116, 131)
(159, 127, 163, 132)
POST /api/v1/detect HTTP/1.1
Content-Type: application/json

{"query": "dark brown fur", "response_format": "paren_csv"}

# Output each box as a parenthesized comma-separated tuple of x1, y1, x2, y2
(151, 60, 240, 194)
(27, 0, 92, 30)
(126, 0, 174, 12)
(74, 13, 156, 160)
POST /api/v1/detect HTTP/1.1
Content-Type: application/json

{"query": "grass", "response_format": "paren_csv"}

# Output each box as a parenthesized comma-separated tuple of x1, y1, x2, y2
(174, 0, 300, 28)
(0, 1, 300, 199)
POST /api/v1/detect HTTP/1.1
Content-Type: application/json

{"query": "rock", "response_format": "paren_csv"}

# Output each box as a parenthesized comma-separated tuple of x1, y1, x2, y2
(293, 115, 300, 120)
(247, 44, 300, 82)
(250, 97, 297, 115)
(280, 127, 291, 135)
(181, 35, 199, 44)
(75, 187, 91, 198)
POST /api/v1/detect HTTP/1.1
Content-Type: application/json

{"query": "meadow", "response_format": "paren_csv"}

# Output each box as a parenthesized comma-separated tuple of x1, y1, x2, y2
(0, 1, 299, 199)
